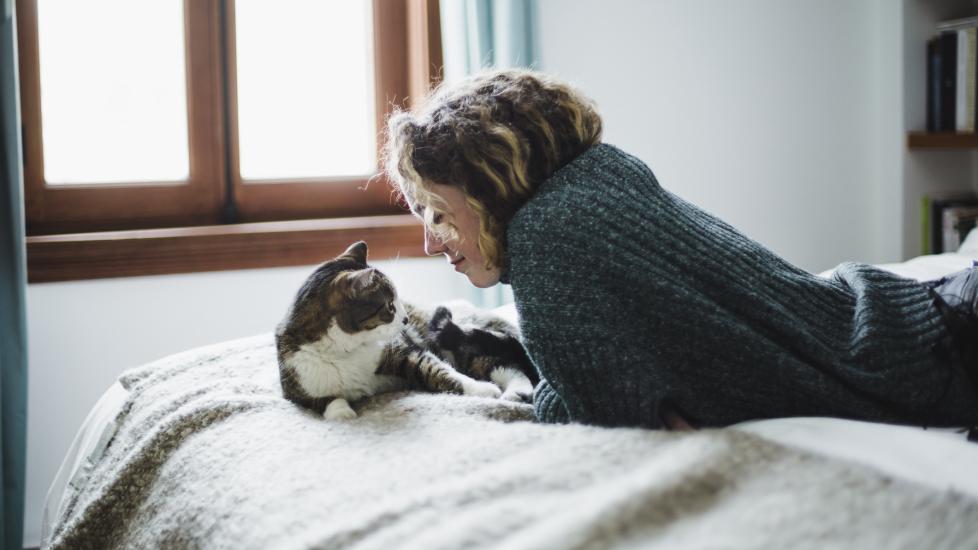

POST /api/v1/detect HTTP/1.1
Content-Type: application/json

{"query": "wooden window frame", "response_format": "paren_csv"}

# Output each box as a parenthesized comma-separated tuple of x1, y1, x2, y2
(226, 0, 407, 223)
(17, 0, 442, 282)
(18, 0, 227, 235)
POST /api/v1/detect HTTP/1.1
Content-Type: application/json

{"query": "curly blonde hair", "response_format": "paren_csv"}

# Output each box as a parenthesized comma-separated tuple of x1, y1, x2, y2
(384, 69, 603, 270)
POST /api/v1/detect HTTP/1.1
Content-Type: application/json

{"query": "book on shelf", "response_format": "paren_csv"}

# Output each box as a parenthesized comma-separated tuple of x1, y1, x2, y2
(926, 18, 978, 133)
(958, 27, 976, 132)
(942, 205, 978, 252)
(928, 37, 940, 132)
(921, 192, 978, 254)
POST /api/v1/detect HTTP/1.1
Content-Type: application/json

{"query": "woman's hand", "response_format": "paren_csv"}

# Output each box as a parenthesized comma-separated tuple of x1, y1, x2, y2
(659, 401, 697, 431)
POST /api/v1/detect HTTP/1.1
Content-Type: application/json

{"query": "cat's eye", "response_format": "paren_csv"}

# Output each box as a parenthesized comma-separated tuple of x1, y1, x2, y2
(431, 213, 444, 225)
(356, 299, 396, 324)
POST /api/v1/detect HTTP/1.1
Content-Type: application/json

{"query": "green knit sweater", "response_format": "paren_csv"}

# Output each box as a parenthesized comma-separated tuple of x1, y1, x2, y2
(504, 143, 978, 428)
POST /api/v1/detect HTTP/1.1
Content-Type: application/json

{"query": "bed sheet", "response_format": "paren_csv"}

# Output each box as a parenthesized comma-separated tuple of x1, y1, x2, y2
(41, 382, 128, 547)
(43, 379, 978, 545)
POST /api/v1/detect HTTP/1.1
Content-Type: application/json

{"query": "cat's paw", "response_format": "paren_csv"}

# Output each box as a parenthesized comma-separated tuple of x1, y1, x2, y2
(463, 380, 503, 399)
(501, 387, 533, 403)
(323, 399, 357, 420)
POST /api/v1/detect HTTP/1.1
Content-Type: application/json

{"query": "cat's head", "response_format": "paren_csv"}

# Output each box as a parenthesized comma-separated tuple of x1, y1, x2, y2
(282, 241, 406, 341)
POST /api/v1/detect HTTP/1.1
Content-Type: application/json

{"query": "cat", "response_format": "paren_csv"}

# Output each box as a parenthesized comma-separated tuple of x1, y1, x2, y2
(275, 241, 538, 420)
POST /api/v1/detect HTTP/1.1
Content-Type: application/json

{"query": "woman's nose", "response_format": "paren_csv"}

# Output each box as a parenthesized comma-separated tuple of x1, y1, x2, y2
(423, 226, 447, 256)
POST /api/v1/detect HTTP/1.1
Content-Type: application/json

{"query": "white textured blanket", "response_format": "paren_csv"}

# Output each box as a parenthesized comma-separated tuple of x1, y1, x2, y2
(49, 334, 978, 550)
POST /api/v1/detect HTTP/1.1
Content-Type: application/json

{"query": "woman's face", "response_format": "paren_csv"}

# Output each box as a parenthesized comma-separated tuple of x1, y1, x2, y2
(418, 182, 501, 288)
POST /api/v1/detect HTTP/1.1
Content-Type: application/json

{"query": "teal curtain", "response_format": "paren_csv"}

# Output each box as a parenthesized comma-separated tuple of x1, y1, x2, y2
(439, 0, 536, 308)
(440, 0, 538, 82)
(1, 1, 28, 548)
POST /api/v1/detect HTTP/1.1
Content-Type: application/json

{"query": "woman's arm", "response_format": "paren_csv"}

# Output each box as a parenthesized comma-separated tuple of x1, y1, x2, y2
(533, 378, 570, 424)
(508, 205, 676, 429)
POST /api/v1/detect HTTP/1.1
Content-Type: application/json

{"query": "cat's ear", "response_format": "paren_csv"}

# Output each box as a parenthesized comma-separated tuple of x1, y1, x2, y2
(338, 241, 368, 264)
(350, 268, 377, 294)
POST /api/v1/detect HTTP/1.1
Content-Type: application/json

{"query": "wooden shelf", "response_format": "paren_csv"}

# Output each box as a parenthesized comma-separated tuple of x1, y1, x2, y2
(907, 132, 978, 149)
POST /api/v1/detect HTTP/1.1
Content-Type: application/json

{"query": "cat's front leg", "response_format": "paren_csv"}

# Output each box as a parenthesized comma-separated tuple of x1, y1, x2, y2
(323, 397, 357, 420)
(379, 347, 501, 398)
(462, 378, 503, 398)
(422, 352, 502, 398)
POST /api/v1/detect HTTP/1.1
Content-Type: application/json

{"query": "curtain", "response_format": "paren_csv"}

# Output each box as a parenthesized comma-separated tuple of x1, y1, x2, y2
(1, 0, 28, 548)
(440, 0, 538, 83)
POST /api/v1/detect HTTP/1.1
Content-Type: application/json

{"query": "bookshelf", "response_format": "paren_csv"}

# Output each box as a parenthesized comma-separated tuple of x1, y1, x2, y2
(901, 0, 978, 260)
(907, 132, 978, 148)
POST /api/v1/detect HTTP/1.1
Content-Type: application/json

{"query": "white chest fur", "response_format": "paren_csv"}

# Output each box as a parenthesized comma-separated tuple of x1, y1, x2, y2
(288, 310, 406, 401)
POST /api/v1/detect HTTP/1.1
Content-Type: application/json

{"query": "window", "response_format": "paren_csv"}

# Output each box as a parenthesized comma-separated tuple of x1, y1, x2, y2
(17, 0, 441, 281)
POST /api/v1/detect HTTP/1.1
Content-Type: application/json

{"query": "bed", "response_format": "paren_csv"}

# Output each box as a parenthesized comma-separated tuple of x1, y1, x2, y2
(42, 236, 978, 549)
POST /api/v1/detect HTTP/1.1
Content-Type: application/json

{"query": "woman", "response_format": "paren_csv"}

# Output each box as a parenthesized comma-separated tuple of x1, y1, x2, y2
(384, 69, 978, 430)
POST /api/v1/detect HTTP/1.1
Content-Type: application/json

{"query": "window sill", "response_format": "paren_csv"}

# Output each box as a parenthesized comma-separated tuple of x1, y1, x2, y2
(26, 215, 425, 283)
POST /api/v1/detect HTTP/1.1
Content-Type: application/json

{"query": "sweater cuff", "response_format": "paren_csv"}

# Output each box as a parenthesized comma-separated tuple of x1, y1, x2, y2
(533, 379, 571, 424)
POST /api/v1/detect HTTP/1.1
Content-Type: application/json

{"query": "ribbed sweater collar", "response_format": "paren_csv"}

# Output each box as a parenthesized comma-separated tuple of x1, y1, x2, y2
(498, 142, 619, 285)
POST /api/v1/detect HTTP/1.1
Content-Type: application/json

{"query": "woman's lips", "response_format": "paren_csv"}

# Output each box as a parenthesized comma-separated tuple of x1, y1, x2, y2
(452, 256, 466, 271)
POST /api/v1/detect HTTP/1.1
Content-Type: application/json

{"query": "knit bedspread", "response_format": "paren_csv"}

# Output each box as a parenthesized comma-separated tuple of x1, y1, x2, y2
(48, 334, 978, 550)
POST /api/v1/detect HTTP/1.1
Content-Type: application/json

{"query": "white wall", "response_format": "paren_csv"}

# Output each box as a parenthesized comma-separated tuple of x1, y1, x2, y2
(23, 257, 483, 547)
(869, 0, 905, 263)
(537, 0, 884, 271)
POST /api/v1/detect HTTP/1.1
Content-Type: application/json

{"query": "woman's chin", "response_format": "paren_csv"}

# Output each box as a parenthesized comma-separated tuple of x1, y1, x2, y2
(464, 268, 502, 288)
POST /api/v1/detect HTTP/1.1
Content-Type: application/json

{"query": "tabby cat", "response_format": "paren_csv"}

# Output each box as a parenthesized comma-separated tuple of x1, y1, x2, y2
(275, 241, 538, 420)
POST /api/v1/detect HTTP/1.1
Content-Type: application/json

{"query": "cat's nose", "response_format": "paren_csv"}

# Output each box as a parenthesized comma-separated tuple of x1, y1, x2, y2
(402, 317, 409, 325)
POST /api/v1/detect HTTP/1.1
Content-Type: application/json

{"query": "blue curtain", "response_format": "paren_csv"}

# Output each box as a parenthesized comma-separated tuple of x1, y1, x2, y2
(440, 0, 538, 82)
(1, 0, 28, 548)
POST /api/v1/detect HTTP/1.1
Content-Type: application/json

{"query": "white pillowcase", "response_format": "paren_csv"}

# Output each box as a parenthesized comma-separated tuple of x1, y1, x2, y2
(958, 227, 978, 258)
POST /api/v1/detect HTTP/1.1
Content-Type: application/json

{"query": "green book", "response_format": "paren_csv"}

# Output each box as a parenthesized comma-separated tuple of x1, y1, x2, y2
(921, 195, 931, 255)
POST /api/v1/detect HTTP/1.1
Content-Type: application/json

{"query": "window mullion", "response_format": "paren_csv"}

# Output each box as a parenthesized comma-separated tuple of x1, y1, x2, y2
(217, 0, 238, 224)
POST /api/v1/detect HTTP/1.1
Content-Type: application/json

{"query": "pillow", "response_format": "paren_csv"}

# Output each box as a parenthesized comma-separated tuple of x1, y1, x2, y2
(958, 226, 978, 258)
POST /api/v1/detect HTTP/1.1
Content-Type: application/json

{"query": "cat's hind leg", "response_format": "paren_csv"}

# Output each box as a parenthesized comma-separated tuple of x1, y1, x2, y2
(492, 367, 534, 403)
